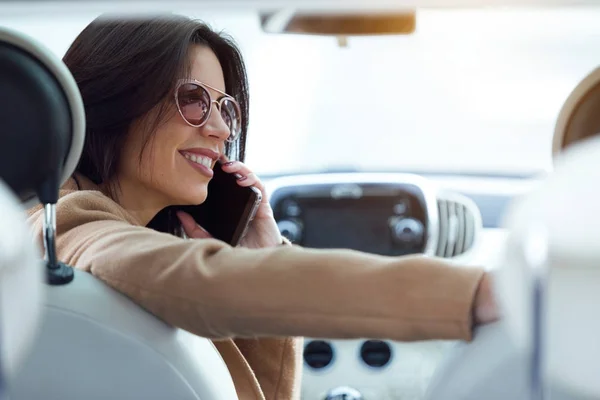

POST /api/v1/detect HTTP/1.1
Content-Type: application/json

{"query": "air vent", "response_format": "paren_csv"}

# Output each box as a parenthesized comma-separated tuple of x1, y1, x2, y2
(359, 340, 392, 368)
(304, 340, 334, 369)
(436, 191, 482, 258)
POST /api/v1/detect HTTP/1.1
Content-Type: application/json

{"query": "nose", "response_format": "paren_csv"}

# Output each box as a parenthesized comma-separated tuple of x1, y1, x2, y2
(200, 102, 230, 142)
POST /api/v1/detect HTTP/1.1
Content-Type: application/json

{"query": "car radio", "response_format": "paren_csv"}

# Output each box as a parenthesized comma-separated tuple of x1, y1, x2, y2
(268, 174, 439, 256)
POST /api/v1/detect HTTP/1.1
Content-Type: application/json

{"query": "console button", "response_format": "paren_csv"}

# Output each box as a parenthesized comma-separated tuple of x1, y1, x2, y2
(277, 219, 303, 243)
(304, 340, 334, 369)
(389, 217, 425, 247)
(281, 199, 301, 217)
(393, 198, 410, 215)
(360, 340, 392, 368)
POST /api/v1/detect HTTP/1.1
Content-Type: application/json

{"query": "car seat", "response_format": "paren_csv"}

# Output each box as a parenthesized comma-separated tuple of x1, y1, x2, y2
(0, 26, 238, 400)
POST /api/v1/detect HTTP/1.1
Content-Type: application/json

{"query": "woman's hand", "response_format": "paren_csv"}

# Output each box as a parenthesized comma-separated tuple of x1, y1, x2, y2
(219, 160, 282, 248)
(176, 210, 213, 239)
(176, 159, 282, 248)
(473, 272, 500, 325)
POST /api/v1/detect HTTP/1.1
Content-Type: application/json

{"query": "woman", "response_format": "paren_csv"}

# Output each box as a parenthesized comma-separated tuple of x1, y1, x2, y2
(28, 14, 498, 400)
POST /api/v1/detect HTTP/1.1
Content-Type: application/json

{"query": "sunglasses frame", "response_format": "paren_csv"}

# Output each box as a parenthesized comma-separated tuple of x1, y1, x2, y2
(174, 78, 242, 142)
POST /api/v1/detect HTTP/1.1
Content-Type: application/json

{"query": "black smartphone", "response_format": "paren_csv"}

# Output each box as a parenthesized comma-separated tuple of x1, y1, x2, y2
(177, 161, 262, 246)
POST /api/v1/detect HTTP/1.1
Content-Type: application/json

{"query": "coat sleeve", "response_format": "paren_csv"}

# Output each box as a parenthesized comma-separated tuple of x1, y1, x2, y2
(28, 191, 485, 342)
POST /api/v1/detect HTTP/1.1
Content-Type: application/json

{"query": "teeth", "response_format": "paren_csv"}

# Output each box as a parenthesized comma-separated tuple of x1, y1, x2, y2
(183, 152, 212, 168)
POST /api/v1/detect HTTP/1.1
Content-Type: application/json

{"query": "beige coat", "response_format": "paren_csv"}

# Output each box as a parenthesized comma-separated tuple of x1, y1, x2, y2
(27, 174, 485, 400)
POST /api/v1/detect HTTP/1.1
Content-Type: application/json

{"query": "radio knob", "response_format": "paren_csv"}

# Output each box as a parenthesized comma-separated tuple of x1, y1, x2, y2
(277, 219, 302, 243)
(281, 199, 301, 217)
(390, 217, 424, 247)
(324, 387, 363, 400)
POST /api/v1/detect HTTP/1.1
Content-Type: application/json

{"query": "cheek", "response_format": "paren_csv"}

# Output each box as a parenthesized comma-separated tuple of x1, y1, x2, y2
(139, 128, 180, 183)
(119, 130, 146, 181)
(120, 119, 178, 183)
(142, 125, 211, 203)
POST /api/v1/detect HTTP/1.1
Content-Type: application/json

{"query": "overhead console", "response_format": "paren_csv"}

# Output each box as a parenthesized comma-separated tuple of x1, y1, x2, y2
(268, 173, 440, 257)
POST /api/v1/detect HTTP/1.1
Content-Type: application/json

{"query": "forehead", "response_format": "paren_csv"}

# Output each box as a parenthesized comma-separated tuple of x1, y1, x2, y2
(188, 45, 226, 95)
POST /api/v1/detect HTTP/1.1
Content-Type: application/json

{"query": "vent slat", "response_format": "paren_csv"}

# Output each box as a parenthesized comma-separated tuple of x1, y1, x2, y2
(436, 195, 479, 258)
(444, 202, 455, 258)
(436, 200, 448, 257)
(465, 208, 475, 250)
(454, 204, 466, 255)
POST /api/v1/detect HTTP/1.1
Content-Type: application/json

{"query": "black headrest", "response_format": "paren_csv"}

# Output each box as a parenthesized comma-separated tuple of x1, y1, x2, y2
(0, 27, 84, 206)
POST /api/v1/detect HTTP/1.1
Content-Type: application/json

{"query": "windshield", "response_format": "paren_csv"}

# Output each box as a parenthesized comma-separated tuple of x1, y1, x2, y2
(3, 7, 600, 176)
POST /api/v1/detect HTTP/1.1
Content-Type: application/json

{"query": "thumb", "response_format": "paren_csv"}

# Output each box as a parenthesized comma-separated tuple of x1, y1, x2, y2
(176, 211, 213, 239)
(473, 273, 500, 325)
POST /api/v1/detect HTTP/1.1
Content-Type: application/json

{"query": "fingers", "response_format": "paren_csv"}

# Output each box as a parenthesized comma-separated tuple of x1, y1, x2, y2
(176, 211, 213, 239)
(221, 161, 268, 201)
(473, 272, 500, 325)
(220, 160, 248, 175)
(237, 172, 259, 187)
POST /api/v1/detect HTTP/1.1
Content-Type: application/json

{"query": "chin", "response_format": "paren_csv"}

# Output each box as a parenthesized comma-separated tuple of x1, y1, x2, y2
(170, 185, 208, 206)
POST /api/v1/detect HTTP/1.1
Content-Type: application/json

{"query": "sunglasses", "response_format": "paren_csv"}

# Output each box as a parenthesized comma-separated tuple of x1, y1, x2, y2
(174, 79, 242, 142)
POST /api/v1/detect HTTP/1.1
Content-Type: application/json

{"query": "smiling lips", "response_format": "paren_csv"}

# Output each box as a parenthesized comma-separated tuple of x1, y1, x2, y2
(181, 151, 213, 168)
(179, 148, 220, 178)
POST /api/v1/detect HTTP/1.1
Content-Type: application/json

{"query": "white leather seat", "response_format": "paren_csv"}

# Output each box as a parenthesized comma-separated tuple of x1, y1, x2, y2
(425, 148, 600, 399)
(426, 70, 600, 400)
(11, 269, 237, 400)
(0, 180, 44, 383)
(0, 26, 238, 400)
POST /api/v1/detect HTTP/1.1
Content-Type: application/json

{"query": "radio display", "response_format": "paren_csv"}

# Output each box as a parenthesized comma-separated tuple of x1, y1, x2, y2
(297, 196, 426, 256)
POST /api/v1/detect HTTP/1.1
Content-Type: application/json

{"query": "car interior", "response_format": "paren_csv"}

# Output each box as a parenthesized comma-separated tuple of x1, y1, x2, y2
(1, 1, 600, 399)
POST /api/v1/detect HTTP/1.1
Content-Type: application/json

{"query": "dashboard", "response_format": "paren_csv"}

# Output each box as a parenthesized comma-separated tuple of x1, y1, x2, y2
(264, 171, 540, 400)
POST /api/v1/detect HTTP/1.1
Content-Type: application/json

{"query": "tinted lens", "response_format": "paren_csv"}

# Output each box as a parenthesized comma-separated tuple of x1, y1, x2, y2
(220, 98, 241, 140)
(177, 83, 211, 126)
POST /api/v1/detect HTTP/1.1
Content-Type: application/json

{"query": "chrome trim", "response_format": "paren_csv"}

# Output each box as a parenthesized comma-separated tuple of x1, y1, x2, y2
(324, 386, 364, 400)
(265, 173, 439, 256)
(43, 203, 57, 268)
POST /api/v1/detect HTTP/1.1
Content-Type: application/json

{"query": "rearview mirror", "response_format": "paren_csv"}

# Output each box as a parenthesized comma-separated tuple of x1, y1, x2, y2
(260, 10, 416, 36)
